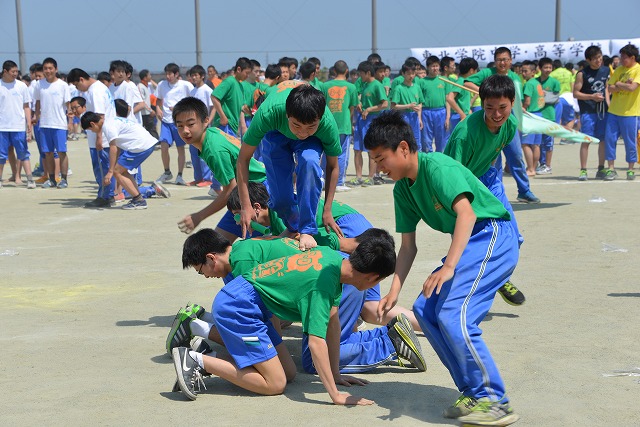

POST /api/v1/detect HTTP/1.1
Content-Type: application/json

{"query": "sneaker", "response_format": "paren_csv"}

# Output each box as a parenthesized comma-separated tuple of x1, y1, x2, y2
(57, 179, 68, 189)
(84, 197, 111, 208)
(208, 187, 219, 198)
(335, 185, 351, 192)
(166, 303, 205, 354)
(458, 398, 520, 426)
(185, 161, 193, 168)
(27, 180, 36, 189)
(67, 168, 73, 176)
(113, 192, 126, 203)
(443, 395, 479, 419)
(32, 169, 43, 177)
(373, 175, 385, 185)
(153, 181, 171, 198)
(347, 177, 362, 187)
(157, 171, 173, 183)
(361, 177, 373, 187)
(497, 281, 526, 306)
(174, 175, 187, 186)
(356, 316, 367, 332)
(578, 169, 588, 181)
(196, 180, 212, 187)
(42, 179, 57, 189)
(536, 165, 552, 175)
(603, 169, 618, 181)
(172, 347, 207, 400)
(171, 338, 214, 393)
(595, 168, 607, 180)
(35, 175, 48, 184)
(387, 313, 427, 371)
(627, 170, 635, 181)
(122, 198, 148, 210)
(516, 191, 540, 204)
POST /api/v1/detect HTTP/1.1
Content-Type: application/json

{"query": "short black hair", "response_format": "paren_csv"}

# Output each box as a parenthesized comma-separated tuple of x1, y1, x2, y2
(364, 110, 417, 152)
(164, 63, 180, 74)
(493, 47, 512, 59)
(182, 228, 231, 269)
(97, 71, 112, 83)
(307, 57, 321, 68)
(139, 69, 150, 80)
(459, 57, 479, 75)
(80, 112, 102, 130)
(479, 74, 515, 102)
(172, 97, 208, 123)
(114, 99, 130, 118)
(264, 64, 281, 80)
(109, 60, 127, 73)
(552, 59, 563, 69)
(299, 61, 316, 80)
(426, 55, 440, 67)
(538, 57, 553, 68)
(227, 182, 269, 212)
(235, 57, 252, 71)
(67, 68, 90, 84)
(404, 57, 421, 68)
(333, 60, 348, 75)
(349, 228, 396, 279)
(401, 63, 415, 74)
(285, 85, 325, 124)
(620, 44, 639, 61)
(3, 60, 18, 73)
(250, 59, 261, 69)
(357, 61, 374, 75)
(521, 60, 536, 71)
(29, 62, 42, 73)
(42, 57, 57, 69)
(440, 56, 455, 70)
(190, 65, 206, 78)
(585, 45, 602, 60)
(367, 53, 382, 63)
(70, 96, 86, 107)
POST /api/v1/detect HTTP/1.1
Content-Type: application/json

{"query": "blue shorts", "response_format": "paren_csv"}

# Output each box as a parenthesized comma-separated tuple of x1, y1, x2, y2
(117, 146, 155, 170)
(354, 114, 376, 152)
(559, 98, 575, 124)
(40, 128, 68, 153)
(522, 113, 542, 145)
(0, 131, 29, 162)
(213, 276, 282, 369)
(159, 122, 185, 147)
(580, 113, 607, 141)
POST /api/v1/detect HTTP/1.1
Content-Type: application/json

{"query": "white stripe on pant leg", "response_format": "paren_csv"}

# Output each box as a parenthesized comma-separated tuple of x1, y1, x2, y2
(459, 219, 499, 401)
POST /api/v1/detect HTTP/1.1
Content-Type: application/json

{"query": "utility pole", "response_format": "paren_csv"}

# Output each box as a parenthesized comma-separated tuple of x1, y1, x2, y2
(372, 0, 378, 54)
(195, 0, 202, 65)
(15, 0, 27, 73)
(555, 0, 561, 41)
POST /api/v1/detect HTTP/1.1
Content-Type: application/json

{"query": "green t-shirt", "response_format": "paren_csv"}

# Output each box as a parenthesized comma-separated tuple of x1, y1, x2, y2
(419, 77, 447, 109)
(311, 77, 324, 91)
(243, 86, 341, 156)
(322, 80, 358, 135)
(391, 75, 404, 92)
(211, 77, 244, 133)
(465, 68, 523, 98)
(523, 78, 545, 112)
(230, 236, 302, 278)
(243, 246, 343, 338)
(199, 127, 266, 186)
(444, 110, 517, 177)
(242, 81, 259, 113)
(390, 82, 423, 106)
(549, 68, 573, 94)
(394, 152, 510, 235)
(354, 77, 364, 95)
(447, 76, 471, 116)
(382, 76, 391, 91)
(536, 76, 561, 121)
(361, 79, 387, 113)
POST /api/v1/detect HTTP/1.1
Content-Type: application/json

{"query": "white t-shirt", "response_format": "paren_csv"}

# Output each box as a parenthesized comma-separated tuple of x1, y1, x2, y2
(29, 79, 39, 111)
(84, 80, 115, 148)
(109, 81, 138, 122)
(190, 84, 214, 109)
(0, 78, 31, 132)
(127, 80, 144, 124)
(156, 79, 193, 124)
(138, 82, 151, 115)
(34, 78, 71, 130)
(102, 116, 157, 152)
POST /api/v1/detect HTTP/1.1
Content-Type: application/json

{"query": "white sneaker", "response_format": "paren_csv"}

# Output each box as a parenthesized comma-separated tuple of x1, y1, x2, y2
(174, 175, 187, 186)
(157, 171, 173, 183)
(153, 181, 171, 198)
(208, 187, 219, 198)
(336, 185, 351, 192)
(67, 168, 73, 176)
(27, 180, 36, 189)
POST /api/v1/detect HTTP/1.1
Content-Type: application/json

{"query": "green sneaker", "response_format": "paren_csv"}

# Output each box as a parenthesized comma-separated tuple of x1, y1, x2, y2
(458, 398, 519, 426)
(347, 177, 362, 187)
(166, 303, 205, 354)
(361, 177, 373, 186)
(627, 170, 635, 181)
(578, 169, 588, 181)
(595, 168, 607, 180)
(443, 395, 479, 418)
(387, 313, 427, 371)
(497, 281, 525, 306)
(604, 169, 618, 181)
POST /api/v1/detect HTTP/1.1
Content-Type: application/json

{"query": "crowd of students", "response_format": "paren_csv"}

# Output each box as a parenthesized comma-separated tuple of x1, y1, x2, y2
(1, 43, 639, 426)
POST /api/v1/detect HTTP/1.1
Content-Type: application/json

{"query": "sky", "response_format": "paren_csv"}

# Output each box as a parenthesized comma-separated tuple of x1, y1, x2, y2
(1, 0, 639, 75)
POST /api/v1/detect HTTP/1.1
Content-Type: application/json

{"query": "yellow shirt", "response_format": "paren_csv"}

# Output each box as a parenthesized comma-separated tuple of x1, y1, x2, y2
(608, 63, 640, 117)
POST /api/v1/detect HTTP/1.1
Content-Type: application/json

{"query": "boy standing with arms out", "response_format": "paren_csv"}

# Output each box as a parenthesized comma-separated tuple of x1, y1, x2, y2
(520, 60, 545, 176)
(535, 58, 561, 175)
(603, 44, 640, 181)
(156, 63, 193, 185)
(211, 57, 250, 137)
(34, 57, 71, 189)
(419, 56, 449, 153)
(322, 60, 358, 191)
(350, 61, 388, 187)
(366, 111, 520, 426)
(0, 60, 35, 189)
(173, 232, 396, 404)
(573, 46, 609, 181)
(237, 85, 343, 251)
(390, 63, 423, 147)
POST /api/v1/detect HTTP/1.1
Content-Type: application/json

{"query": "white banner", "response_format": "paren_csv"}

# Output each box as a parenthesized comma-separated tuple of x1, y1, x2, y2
(610, 38, 640, 56)
(410, 38, 615, 67)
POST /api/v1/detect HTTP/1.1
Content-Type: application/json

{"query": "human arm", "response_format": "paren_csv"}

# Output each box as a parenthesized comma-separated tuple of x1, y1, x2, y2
(178, 179, 237, 234)
(155, 99, 164, 121)
(239, 111, 247, 137)
(322, 156, 343, 237)
(611, 79, 639, 93)
(212, 96, 228, 126)
(522, 96, 531, 111)
(236, 143, 259, 237)
(422, 194, 475, 298)
(361, 100, 388, 120)
(104, 142, 118, 185)
(23, 104, 32, 139)
(208, 95, 217, 124)
(447, 92, 466, 120)
(377, 232, 417, 321)
(444, 100, 451, 130)
(34, 100, 41, 123)
(132, 101, 145, 114)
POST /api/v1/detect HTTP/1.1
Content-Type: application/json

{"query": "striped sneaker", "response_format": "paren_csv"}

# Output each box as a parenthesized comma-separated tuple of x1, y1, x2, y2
(458, 398, 520, 426)
(443, 394, 479, 418)
(166, 303, 205, 354)
(387, 313, 426, 371)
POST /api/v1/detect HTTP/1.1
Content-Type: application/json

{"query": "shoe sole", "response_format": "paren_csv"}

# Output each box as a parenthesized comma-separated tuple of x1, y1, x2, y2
(516, 198, 540, 204)
(497, 290, 525, 306)
(460, 412, 520, 426)
(153, 182, 171, 198)
(171, 347, 198, 400)
(122, 205, 147, 210)
(393, 314, 427, 371)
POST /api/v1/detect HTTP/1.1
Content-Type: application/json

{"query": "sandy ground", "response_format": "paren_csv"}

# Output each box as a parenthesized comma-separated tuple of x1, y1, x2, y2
(1, 136, 639, 427)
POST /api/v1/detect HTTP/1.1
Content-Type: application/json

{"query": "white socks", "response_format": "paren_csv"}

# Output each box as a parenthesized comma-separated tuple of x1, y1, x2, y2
(190, 318, 214, 338)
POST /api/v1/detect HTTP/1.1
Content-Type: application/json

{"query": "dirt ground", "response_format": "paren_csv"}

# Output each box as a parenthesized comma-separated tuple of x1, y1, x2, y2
(1, 137, 638, 426)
